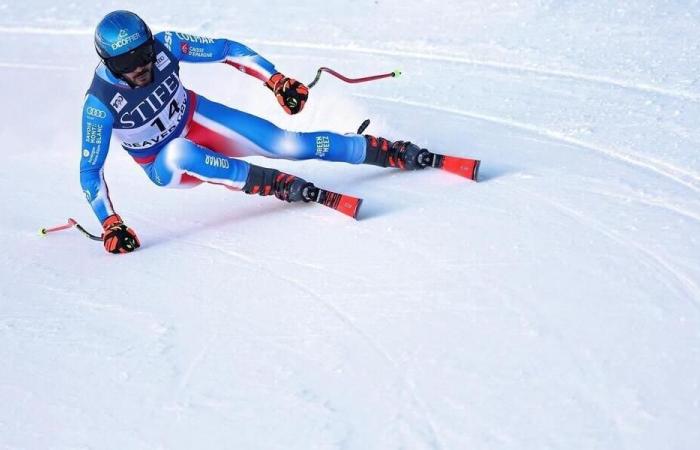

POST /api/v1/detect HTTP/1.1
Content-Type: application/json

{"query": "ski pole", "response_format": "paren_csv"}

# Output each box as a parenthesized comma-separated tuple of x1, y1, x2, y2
(40, 218, 102, 241)
(307, 67, 401, 89)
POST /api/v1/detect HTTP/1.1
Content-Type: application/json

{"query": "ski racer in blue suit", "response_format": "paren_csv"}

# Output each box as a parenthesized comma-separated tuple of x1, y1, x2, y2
(83, 10, 431, 254)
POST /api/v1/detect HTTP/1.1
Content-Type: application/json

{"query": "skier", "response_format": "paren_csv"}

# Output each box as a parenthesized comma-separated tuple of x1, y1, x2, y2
(82, 10, 478, 254)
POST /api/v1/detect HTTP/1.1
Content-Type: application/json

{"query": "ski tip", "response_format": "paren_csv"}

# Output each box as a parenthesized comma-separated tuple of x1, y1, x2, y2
(315, 188, 363, 219)
(353, 198, 363, 220)
(441, 156, 480, 181)
(337, 195, 363, 220)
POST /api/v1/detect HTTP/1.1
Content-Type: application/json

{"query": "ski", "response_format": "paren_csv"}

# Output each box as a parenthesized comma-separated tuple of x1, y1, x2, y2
(305, 186, 363, 219)
(356, 119, 480, 181)
(420, 152, 481, 181)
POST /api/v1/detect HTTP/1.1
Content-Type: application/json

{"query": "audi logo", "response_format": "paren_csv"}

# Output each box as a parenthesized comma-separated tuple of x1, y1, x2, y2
(86, 107, 107, 119)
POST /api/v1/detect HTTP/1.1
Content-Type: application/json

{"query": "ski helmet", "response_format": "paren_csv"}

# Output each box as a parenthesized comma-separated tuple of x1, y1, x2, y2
(94, 10, 153, 61)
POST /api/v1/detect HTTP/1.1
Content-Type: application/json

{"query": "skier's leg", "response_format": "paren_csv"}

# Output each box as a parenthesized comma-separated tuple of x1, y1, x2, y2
(185, 93, 461, 175)
(185, 93, 367, 163)
(147, 137, 250, 190)
(144, 137, 315, 202)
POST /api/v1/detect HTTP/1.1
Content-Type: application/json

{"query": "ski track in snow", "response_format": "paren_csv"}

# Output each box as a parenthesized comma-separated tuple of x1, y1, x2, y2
(581, 185, 700, 227)
(355, 93, 700, 196)
(177, 332, 217, 392)
(514, 184, 700, 310)
(172, 237, 445, 449)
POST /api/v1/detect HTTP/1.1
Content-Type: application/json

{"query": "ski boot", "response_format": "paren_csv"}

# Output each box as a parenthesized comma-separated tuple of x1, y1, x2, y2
(243, 165, 315, 202)
(242, 164, 363, 218)
(362, 135, 480, 181)
(363, 136, 428, 170)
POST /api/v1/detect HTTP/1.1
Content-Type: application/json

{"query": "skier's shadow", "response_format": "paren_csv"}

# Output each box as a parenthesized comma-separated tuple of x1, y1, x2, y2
(356, 196, 402, 221)
(346, 160, 510, 185)
(336, 161, 511, 220)
(142, 187, 397, 250)
(144, 161, 512, 249)
(474, 162, 511, 182)
(331, 170, 406, 221)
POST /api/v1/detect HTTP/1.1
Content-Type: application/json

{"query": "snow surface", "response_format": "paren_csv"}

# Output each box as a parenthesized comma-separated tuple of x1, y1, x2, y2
(2, 1, 700, 448)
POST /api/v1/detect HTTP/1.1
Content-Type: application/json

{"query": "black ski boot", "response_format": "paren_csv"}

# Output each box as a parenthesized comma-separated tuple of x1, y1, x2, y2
(243, 165, 316, 202)
(362, 135, 432, 170)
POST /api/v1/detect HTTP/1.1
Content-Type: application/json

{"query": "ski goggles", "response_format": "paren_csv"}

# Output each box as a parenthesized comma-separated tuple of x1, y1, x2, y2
(106, 39, 155, 75)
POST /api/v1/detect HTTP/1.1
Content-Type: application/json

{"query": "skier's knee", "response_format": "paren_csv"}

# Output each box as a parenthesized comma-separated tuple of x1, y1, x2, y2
(160, 138, 194, 169)
(149, 138, 194, 187)
(272, 130, 308, 159)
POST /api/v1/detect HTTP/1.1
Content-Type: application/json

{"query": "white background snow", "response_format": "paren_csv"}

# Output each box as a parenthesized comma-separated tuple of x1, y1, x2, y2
(1, 1, 700, 448)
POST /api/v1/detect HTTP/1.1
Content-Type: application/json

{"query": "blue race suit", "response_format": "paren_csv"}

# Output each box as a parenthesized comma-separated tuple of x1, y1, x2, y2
(80, 31, 367, 223)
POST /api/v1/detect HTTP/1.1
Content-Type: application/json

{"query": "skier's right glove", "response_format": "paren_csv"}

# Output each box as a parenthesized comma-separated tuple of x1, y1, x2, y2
(102, 214, 140, 254)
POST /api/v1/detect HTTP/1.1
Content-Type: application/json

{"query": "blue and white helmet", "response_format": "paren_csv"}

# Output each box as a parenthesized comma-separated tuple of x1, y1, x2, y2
(94, 10, 152, 60)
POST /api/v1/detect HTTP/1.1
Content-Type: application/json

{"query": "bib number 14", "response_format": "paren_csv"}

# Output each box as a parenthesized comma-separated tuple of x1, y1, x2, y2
(150, 98, 182, 133)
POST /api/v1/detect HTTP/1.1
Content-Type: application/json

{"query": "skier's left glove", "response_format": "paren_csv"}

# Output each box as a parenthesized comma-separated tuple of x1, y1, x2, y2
(266, 72, 309, 115)
(102, 214, 140, 254)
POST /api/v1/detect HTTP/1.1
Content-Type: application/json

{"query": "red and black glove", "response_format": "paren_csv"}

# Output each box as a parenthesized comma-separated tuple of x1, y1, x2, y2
(102, 214, 140, 254)
(266, 72, 309, 115)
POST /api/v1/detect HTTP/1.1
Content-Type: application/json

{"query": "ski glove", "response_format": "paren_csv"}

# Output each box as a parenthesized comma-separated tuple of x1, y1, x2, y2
(102, 214, 140, 254)
(266, 72, 309, 115)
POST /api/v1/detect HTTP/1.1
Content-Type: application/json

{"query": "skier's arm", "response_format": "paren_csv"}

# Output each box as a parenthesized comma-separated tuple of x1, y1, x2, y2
(80, 95, 140, 254)
(155, 31, 277, 82)
(80, 94, 117, 224)
(155, 31, 309, 114)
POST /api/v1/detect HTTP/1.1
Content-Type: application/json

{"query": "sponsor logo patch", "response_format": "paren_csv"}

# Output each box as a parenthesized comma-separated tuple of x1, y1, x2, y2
(163, 31, 173, 50)
(175, 33, 215, 44)
(85, 123, 104, 145)
(315, 136, 330, 158)
(204, 155, 230, 168)
(180, 42, 190, 54)
(156, 51, 171, 71)
(184, 46, 213, 58)
(86, 107, 106, 119)
(110, 93, 127, 113)
(83, 145, 102, 166)
(111, 29, 142, 50)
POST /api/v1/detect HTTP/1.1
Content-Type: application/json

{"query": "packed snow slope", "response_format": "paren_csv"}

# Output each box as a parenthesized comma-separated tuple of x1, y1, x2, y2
(1, 1, 700, 449)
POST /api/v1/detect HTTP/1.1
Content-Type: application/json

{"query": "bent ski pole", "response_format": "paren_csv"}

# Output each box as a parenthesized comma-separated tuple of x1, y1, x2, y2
(40, 218, 102, 241)
(307, 67, 401, 89)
